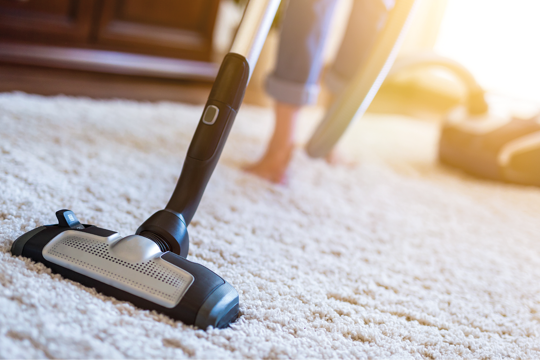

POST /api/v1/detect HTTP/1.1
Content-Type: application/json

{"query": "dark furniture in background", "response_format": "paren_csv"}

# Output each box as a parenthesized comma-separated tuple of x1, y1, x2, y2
(0, 0, 221, 80)
(0, 0, 96, 44)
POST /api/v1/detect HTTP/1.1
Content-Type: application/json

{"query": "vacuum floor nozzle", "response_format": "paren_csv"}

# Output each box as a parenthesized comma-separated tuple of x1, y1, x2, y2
(12, 210, 239, 329)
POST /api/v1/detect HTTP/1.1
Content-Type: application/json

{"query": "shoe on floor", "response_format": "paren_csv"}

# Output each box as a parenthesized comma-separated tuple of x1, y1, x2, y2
(439, 106, 540, 186)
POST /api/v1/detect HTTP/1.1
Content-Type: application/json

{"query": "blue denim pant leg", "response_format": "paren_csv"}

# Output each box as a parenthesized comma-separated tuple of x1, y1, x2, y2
(325, 0, 394, 94)
(265, 0, 339, 106)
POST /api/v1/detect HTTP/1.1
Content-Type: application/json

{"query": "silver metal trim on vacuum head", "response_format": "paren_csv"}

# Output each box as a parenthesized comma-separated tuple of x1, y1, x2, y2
(43, 231, 194, 308)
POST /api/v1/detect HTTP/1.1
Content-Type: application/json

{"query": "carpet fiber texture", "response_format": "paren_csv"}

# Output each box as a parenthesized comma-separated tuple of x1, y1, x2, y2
(1, 92, 540, 359)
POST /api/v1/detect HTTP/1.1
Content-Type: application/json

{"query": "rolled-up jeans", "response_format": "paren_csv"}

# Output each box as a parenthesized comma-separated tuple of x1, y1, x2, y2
(265, 0, 394, 106)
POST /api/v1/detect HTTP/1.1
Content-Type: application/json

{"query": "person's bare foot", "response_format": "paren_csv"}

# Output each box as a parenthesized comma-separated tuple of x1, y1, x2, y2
(244, 102, 300, 184)
(325, 148, 341, 165)
(324, 147, 356, 167)
(244, 146, 293, 184)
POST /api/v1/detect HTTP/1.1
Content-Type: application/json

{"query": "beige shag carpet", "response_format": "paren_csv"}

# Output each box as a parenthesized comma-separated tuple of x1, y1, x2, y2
(1, 92, 540, 359)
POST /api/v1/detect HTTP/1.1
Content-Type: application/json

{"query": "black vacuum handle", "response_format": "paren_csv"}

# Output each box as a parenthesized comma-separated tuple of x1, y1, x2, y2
(166, 53, 250, 225)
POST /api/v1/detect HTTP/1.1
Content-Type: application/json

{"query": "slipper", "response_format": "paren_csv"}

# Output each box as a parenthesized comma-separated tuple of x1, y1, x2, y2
(439, 106, 540, 186)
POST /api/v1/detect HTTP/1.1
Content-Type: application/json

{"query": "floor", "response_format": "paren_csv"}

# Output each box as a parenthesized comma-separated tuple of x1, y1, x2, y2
(1, 92, 540, 358)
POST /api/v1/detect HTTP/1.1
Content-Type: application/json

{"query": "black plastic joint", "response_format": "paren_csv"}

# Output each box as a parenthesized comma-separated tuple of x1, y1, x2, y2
(207, 53, 250, 111)
(136, 209, 189, 257)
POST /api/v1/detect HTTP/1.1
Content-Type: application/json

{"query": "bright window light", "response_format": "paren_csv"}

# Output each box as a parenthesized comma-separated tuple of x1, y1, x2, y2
(435, 0, 540, 104)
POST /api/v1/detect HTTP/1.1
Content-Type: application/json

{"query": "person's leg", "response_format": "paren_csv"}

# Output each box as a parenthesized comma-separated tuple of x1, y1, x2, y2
(245, 0, 339, 183)
(324, 0, 394, 96)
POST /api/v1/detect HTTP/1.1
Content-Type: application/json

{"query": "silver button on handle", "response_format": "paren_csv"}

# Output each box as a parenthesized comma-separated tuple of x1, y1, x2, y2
(202, 105, 219, 125)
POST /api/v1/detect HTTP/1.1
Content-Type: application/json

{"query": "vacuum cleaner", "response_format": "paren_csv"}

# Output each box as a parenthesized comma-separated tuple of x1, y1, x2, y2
(10, 0, 281, 329)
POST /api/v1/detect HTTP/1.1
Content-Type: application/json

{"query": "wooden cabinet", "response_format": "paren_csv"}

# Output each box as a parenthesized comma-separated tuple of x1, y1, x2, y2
(0, 0, 96, 43)
(0, 0, 221, 79)
(96, 0, 219, 61)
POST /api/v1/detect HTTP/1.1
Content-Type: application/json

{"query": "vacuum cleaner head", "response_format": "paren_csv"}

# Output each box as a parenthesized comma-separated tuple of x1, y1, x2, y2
(12, 210, 239, 329)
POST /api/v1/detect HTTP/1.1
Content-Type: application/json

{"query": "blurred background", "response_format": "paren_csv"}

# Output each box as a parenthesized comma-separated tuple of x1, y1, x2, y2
(436, 0, 540, 104)
(0, 0, 539, 117)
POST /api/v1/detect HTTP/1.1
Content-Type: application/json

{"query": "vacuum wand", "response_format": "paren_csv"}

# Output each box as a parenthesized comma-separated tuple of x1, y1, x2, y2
(165, 53, 249, 225)
(230, 0, 282, 81)
(164, 0, 281, 225)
